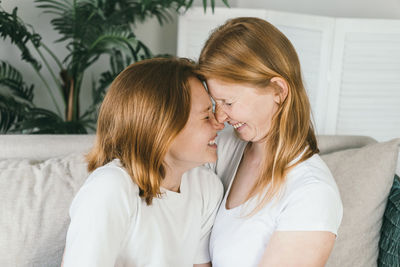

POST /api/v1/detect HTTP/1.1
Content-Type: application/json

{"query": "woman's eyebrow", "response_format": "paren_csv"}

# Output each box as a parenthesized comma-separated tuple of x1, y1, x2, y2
(211, 95, 231, 102)
(211, 96, 224, 101)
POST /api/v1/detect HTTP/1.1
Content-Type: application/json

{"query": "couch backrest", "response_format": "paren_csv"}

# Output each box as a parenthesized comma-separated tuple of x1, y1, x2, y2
(0, 134, 399, 267)
(0, 135, 95, 160)
(4, 134, 397, 173)
(0, 134, 378, 157)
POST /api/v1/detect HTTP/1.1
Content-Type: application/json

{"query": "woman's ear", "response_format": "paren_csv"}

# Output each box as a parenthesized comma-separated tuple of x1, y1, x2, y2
(270, 77, 289, 104)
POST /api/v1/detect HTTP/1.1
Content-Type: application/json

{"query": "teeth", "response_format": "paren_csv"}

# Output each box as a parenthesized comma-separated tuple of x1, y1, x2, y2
(233, 122, 244, 129)
(208, 139, 216, 145)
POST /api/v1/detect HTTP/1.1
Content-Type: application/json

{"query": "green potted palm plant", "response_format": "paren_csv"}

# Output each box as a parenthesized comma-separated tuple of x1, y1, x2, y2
(0, 0, 228, 133)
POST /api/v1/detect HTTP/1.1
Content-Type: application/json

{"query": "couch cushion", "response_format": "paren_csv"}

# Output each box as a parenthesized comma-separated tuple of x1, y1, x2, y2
(0, 153, 89, 267)
(378, 174, 400, 267)
(318, 135, 377, 155)
(322, 138, 400, 267)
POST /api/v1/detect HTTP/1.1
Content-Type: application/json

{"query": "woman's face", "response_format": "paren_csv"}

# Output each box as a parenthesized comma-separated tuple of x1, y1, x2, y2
(167, 77, 223, 166)
(206, 78, 280, 143)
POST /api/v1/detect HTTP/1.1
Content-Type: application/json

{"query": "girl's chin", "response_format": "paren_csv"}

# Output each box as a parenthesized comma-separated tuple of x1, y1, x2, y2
(205, 153, 217, 164)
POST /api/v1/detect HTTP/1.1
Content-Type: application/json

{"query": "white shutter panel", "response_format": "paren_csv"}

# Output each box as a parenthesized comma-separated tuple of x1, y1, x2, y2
(177, 8, 400, 141)
(266, 11, 335, 134)
(177, 7, 267, 61)
(328, 19, 400, 141)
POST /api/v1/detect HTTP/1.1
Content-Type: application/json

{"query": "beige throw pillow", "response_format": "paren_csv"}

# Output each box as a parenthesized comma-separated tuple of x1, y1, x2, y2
(0, 154, 88, 267)
(322, 138, 400, 267)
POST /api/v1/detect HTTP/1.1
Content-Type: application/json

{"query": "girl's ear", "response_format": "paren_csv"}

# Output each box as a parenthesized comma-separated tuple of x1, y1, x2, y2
(270, 77, 289, 104)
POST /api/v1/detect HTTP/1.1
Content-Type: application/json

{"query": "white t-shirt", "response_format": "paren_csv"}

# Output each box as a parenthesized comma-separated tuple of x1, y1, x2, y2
(209, 128, 343, 267)
(63, 159, 223, 267)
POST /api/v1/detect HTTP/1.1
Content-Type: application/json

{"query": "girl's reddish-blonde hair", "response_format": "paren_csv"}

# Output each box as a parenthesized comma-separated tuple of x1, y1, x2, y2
(198, 17, 319, 214)
(87, 57, 196, 205)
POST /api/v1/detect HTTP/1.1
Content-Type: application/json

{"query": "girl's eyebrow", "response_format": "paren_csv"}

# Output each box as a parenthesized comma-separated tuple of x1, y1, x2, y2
(201, 106, 212, 113)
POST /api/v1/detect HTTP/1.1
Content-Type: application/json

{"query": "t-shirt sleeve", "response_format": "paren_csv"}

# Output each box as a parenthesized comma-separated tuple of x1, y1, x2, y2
(194, 175, 224, 264)
(205, 127, 246, 191)
(204, 162, 216, 173)
(63, 166, 138, 267)
(276, 182, 343, 236)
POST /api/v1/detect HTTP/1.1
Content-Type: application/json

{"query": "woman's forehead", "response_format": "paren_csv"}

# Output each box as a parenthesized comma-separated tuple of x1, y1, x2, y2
(206, 78, 258, 100)
(206, 78, 235, 98)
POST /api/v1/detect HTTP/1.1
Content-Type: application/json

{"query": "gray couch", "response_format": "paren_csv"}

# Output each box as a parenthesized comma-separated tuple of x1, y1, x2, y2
(0, 134, 399, 267)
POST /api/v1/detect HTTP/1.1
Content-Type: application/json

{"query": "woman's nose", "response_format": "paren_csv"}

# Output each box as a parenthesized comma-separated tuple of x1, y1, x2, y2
(211, 114, 225, 131)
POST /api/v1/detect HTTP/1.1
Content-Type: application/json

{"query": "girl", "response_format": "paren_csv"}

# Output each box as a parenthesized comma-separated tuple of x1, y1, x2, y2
(62, 58, 223, 267)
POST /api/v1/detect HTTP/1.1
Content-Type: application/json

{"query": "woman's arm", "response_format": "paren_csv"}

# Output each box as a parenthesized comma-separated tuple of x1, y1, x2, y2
(194, 263, 212, 267)
(60, 249, 65, 267)
(258, 231, 336, 267)
(260, 178, 342, 267)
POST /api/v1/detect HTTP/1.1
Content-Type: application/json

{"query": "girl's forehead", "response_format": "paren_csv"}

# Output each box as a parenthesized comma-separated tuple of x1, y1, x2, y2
(189, 77, 213, 112)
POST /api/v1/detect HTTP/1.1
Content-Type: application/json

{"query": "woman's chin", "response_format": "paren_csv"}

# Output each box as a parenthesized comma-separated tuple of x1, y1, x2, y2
(234, 130, 251, 141)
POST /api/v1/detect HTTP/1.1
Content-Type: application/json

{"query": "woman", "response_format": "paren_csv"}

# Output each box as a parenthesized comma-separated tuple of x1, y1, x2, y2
(198, 18, 343, 267)
(62, 58, 223, 267)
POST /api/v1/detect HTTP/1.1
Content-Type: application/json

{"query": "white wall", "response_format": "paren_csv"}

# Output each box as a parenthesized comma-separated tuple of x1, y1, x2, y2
(237, 0, 400, 19)
(1, 0, 399, 116)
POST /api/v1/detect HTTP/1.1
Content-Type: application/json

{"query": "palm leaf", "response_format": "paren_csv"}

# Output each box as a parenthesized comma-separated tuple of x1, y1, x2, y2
(87, 27, 152, 61)
(0, 60, 34, 102)
(35, 0, 72, 13)
(0, 61, 35, 133)
(0, 7, 42, 70)
(12, 107, 88, 134)
(64, 25, 151, 82)
(0, 94, 30, 133)
(37, 0, 111, 43)
(80, 48, 131, 124)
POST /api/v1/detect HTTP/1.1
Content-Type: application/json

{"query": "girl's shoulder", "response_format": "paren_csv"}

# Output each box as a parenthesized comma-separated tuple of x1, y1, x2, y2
(185, 166, 224, 200)
(72, 159, 140, 215)
(87, 159, 140, 196)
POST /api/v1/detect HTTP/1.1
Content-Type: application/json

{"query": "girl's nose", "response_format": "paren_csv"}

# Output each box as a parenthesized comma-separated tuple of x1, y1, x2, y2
(215, 104, 228, 124)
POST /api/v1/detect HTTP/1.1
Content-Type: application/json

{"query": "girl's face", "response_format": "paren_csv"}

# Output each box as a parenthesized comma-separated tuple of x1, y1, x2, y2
(167, 77, 224, 167)
(206, 78, 280, 144)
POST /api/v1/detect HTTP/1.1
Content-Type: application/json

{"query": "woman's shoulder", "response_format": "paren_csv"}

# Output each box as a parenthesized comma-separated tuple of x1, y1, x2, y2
(287, 153, 338, 191)
(217, 127, 245, 153)
(214, 127, 247, 180)
(282, 153, 343, 214)
(274, 154, 343, 234)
